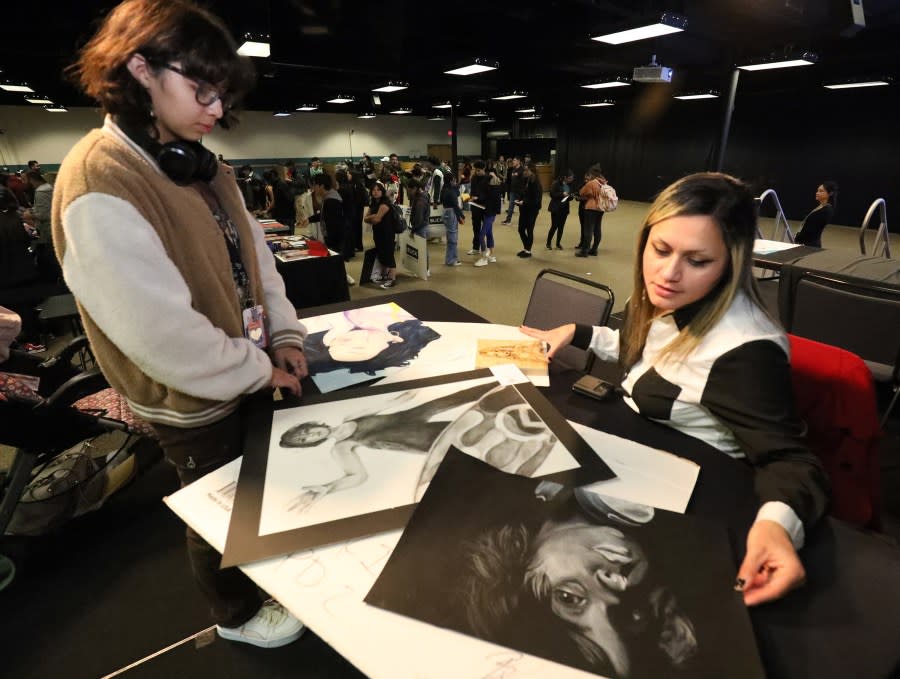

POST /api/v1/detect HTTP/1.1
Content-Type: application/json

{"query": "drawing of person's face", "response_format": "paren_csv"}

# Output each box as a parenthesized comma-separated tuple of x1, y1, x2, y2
(326, 328, 403, 363)
(281, 423, 332, 447)
(528, 520, 649, 676)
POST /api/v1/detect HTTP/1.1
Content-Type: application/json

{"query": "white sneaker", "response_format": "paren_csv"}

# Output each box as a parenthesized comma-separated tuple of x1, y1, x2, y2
(466, 249, 478, 256)
(346, 273, 356, 286)
(474, 257, 488, 267)
(216, 600, 305, 649)
(488, 255, 497, 263)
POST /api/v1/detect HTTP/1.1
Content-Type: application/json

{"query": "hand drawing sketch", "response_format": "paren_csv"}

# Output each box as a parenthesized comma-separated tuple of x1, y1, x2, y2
(475, 338, 549, 379)
(301, 304, 440, 392)
(278, 381, 558, 513)
(367, 450, 764, 679)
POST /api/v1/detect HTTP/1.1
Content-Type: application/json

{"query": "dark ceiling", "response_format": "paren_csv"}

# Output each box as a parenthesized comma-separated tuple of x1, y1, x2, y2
(2, 0, 899, 120)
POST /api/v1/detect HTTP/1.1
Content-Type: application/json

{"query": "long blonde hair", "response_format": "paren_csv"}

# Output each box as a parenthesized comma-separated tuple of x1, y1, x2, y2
(620, 172, 770, 370)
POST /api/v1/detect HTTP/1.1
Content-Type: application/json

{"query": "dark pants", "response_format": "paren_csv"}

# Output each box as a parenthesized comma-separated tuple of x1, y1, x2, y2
(547, 210, 568, 248)
(518, 207, 539, 251)
(152, 409, 263, 628)
(579, 210, 603, 253)
(470, 208, 484, 251)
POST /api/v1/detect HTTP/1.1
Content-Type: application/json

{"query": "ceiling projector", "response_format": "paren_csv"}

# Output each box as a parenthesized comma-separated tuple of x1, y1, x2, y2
(633, 55, 673, 83)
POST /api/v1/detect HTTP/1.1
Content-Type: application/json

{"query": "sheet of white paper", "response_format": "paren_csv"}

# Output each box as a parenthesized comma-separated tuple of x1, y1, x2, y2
(753, 238, 800, 255)
(379, 322, 549, 387)
(164, 423, 696, 679)
(569, 421, 699, 514)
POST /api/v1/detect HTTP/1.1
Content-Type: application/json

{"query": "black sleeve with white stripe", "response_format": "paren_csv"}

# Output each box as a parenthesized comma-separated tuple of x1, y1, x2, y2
(701, 339, 830, 531)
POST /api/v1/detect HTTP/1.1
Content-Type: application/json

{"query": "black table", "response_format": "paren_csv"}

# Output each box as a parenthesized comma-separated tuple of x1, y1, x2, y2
(752, 244, 821, 272)
(275, 252, 349, 310)
(296, 290, 900, 679)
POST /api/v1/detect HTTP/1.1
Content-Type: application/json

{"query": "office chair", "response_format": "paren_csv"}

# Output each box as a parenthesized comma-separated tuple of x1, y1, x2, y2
(788, 334, 882, 529)
(522, 268, 614, 372)
(783, 271, 900, 426)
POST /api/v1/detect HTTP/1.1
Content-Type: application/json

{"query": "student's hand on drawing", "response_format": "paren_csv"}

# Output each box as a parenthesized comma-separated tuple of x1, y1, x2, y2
(519, 323, 576, 360)
(287, 484, 331, 512)
(274, 346, 309, 380)
(271, 366, 301, 397)
(735, 520, 806, 606)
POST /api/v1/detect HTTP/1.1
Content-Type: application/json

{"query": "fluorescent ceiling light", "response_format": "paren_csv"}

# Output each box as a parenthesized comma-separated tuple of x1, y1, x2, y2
(592, 13, 687, 45)
(432, 102, 453, 109)
(273, 111, 292, 117)
(444, 58, 498, 76)
(295, 105, 318, 111)
(237, 40, 270, 58)
(44, 105, 67, 112)
(478, 118, 496, 123)
(824, 79, 890, 90)
(373, 82, 408, 92)
(428, 116, 446, 121)
(466, 111, 489, 118)
(738, 53, 817, 71)
(581, 78, 631, 89)
(674, 91, 719, 100)
(326, 95, 355, 104)
(519, 115, 541, 120)
(514, 106, 536, 113)
(492, 91, 526, 100)
(580, 101, 614, 107)
(1, 83, 35, 92)
(357, 112, 377, 119)
(390, 108, 412, 114)
(25, 95, 53, 104)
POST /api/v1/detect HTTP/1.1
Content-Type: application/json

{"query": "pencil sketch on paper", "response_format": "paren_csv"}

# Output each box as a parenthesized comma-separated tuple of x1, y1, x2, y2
(257, 376, 579, 536)
(475, 338, 549, 380)
(366, 451, 765, 679)
(299, 302, 441, 392)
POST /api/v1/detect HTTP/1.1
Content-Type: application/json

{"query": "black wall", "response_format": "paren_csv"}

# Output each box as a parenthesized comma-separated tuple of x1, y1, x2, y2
(540, 83, 899, 231)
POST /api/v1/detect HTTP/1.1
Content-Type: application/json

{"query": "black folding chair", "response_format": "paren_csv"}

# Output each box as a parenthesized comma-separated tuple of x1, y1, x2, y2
(522, 268, 615, 372)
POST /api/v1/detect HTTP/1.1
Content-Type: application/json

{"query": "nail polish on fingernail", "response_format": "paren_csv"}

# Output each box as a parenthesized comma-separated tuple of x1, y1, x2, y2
(733, 578, 746, 591)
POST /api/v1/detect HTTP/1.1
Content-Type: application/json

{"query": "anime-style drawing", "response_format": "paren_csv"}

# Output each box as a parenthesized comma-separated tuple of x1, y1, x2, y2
(303, 307, 440, 383)
(279, 382, 558, 512)
(460, 482, 697, 678)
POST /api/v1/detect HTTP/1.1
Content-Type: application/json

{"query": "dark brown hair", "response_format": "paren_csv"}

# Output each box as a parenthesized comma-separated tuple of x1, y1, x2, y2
(68, 0, 254, 130)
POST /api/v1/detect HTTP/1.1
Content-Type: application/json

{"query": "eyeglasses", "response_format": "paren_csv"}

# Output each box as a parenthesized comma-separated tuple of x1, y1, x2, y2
(160, 63, 230, 109)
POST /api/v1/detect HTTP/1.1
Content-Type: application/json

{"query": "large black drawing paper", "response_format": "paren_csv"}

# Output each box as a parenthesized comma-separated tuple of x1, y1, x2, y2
(222, 370, 614, 567)
(366, 450, 765, 679)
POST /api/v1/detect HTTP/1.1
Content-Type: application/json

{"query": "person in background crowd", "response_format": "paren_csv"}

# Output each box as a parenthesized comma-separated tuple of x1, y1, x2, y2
(473, 169, 502, 268)
(577, 165, 604, 257)
(264, 165, 296, 230)
(359, 153, 376, 189)
(515, 163, 542, 258)
(303, 174, 347, 261)
(503, 156, 523, 224)
(440, 173, 464, 267)
(3, 171, 30, 207)
(522, 172, 829, 608)
(794, 181, 838, 248)
(53, 0, 308, 648)
(363, 181, 398, 289)
(546, 169, 574, 250)
(467, 160, 488, 256)
(217, 153, 231, 166)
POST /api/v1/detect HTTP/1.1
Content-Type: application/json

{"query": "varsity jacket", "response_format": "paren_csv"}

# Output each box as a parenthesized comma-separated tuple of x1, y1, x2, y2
(572, 292, 829, 546)
(52, 117, 306, 428)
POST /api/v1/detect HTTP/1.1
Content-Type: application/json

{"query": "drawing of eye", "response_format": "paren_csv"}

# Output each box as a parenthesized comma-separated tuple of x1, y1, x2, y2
(554, 587, 587, 609)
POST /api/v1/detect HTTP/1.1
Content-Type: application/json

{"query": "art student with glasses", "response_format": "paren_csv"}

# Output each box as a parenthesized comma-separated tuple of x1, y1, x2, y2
(52, 0, 308, 648)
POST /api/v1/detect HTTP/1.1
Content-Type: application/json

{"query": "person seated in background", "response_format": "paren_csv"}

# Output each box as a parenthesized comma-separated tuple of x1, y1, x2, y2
(522, 172, 829, 607)
(794, 181, 838, 248)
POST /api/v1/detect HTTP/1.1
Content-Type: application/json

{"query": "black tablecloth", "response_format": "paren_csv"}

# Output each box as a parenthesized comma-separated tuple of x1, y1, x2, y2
(297, 290, 900, 679)
(275, 253, 349, 310)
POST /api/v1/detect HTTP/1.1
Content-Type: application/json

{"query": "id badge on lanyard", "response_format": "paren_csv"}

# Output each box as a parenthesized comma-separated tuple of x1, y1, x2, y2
(242, 303, 268, 349)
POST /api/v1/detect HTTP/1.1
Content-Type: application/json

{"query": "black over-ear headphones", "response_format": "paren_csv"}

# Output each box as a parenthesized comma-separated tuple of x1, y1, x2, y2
(117, 118, 218, 186)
